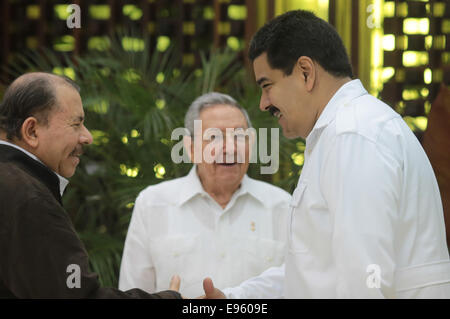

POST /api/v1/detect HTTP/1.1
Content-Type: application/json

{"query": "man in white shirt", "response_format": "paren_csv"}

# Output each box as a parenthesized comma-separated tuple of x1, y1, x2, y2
(119, 92, 291, 297)
(201, 10, 450, 298)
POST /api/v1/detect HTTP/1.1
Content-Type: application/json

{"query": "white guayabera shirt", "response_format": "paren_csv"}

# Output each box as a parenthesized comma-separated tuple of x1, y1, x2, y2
(223, 79, 450, 299)
(119, 166, 291, 297)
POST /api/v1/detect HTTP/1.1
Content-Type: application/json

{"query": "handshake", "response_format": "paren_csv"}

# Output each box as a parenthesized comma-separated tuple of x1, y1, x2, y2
(169, 275, 226, 299)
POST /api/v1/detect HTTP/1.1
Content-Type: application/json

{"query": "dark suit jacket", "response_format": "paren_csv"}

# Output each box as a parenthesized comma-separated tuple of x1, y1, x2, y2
(0, 144, 181, 299)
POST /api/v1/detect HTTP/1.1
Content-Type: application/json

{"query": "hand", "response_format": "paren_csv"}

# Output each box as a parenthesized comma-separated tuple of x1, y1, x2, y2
(196, 277, 226, 299)
(169, 274, 185, 298)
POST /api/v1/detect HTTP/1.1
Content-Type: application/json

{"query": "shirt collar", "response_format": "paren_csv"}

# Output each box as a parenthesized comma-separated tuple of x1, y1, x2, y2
(0, 140, 69, 196)
(306, 79, 368, 147)
(177, 165, 263, 207)
(239, 174, 266, 205)
(177, 166, 206, 205)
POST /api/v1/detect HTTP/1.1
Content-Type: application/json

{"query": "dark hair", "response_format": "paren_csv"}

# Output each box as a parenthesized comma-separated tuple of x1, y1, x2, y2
(248, 10, 353, 78)
(0, 73, 80, 140)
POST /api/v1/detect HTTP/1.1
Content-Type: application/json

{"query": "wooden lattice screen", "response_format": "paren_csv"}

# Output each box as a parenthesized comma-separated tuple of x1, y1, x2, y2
(1, 0, 448, 116)
(0, 0, 271, 83)
(380, 0, 450, 139)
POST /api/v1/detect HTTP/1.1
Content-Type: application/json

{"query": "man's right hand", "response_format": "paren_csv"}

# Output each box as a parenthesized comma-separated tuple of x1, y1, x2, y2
(197, 277, 226, 299)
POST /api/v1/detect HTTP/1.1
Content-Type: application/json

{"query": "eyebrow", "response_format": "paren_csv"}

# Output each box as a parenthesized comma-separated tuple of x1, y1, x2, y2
(256, 77, 270, 87)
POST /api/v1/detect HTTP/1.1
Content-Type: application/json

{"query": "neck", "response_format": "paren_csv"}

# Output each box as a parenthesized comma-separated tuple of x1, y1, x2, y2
(197, 169, 241, 209)
(0, 135, 33, 154)
(0, 134, 43, 165)
(313, 74, 352, 123)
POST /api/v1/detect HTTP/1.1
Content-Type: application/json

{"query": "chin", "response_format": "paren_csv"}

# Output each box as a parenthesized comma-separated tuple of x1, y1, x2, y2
(281, 129, 297, 139)
(216, 166, 242, 178)
(60, 167, 77, 178)
(60, 172, 75, 179)
(219, 175, 244, 187)
(280, 123, 303, 139)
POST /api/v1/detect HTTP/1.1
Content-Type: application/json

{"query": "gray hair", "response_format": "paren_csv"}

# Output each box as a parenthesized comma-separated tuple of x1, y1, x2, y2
(0, 72, 80, 140)
(184, 92, 252, 136)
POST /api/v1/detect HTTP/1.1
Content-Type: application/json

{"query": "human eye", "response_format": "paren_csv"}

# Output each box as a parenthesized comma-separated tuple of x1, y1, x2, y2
(261, 81, 272, 89)
(209, 133, 222, 142)
(233, 130, 248, 141)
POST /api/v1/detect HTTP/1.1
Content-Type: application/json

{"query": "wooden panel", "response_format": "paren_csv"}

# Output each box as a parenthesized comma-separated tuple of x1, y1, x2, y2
(0, 0, 254, 82)
(380, 0, 450, 121)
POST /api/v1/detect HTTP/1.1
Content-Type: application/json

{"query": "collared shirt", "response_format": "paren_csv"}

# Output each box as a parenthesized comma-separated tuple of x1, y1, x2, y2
(0, 140, 68, 195)
(224, 79, 450, 298)
(0, 143, 181, 299)
(119, 166, 291, 297)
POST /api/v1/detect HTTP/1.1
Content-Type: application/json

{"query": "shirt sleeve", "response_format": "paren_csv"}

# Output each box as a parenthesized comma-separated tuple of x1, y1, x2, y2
(1, 195, 179, 299)
(321, 131, 401, 298)
(222, 264, 285, 299)
(119, 194, 157, 293)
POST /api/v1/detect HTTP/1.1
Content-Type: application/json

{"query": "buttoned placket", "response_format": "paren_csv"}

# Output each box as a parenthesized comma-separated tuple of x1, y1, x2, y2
(205, 186, 247, 267)
(201, 195, 227, 265)
(303, 127, 324, 177)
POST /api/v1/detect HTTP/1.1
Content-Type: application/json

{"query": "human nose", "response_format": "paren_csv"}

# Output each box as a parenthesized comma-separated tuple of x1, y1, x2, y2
(221, 132, 237, 162)
(223, 132, 234, 153)
(80, 124, 93, 145)
(259, 90, 271, 112)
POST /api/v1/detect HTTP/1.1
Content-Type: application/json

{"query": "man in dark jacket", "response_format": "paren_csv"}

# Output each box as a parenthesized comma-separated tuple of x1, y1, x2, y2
(0, 72, 182, 299)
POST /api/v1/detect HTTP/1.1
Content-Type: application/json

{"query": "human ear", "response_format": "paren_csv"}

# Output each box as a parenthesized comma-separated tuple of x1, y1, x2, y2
(296, 56, 316, 92)
(20, 117, 40, 148)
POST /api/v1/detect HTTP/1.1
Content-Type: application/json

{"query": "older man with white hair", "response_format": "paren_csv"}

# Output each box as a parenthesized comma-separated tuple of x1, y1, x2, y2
(119, 92, 291, 297)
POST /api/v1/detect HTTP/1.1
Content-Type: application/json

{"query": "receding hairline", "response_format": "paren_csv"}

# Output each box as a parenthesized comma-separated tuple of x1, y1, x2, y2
(8, 72, 80, 110)
(199, 103, 249, 127)
(0, 72, 82, 140)
(7, 72, 80, 119)
(199, 102, 245, 115)
(12, 72, 75, 89)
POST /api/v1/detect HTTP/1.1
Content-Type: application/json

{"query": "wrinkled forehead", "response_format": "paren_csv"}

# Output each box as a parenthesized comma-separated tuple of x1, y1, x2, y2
(199, 104, 248, 130)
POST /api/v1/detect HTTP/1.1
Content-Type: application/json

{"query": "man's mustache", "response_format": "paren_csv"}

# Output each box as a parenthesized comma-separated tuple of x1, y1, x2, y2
(268, 106, 280, 117)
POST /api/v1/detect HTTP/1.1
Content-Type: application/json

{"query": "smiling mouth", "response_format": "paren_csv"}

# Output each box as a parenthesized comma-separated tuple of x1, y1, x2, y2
(217, 162, 238, 166)
(268, 106, 282, 119)
(70, 148, 83, 158)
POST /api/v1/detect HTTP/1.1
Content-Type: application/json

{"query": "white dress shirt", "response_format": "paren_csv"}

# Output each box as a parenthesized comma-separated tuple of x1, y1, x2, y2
(119, 166, 291, 297)
(0, 140, 69, 195)
(223, 79, 450, 298)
